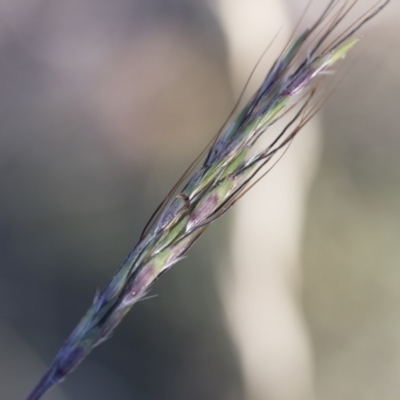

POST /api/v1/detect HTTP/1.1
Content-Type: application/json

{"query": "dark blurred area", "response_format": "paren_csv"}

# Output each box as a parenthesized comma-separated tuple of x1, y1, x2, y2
(0, 1, 399, 400)
(0, 1, 240, 399)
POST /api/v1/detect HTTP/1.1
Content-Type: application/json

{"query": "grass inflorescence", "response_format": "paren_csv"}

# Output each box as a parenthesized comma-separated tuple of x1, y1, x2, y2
(25, 1, 390, 399)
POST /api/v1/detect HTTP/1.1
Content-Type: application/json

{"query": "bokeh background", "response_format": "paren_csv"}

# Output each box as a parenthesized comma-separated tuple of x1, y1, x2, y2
(0, 1, 399, 400)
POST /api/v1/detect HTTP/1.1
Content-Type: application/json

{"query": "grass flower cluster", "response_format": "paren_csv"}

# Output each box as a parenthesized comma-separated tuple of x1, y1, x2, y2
(26, 1, 390, 399)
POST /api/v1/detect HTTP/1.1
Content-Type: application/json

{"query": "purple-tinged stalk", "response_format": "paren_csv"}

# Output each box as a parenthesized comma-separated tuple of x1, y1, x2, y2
(26, 1, 389, 399)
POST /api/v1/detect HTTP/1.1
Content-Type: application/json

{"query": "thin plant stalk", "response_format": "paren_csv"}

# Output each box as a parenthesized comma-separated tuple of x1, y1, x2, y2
(25, 1, 390, 399)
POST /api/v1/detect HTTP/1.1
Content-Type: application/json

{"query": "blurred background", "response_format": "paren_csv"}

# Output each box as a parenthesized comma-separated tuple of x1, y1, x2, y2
(0, 1, 399, 399)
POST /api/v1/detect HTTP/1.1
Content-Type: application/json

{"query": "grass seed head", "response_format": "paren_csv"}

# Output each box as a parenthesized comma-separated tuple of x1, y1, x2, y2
(25, 1, 390, 399)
